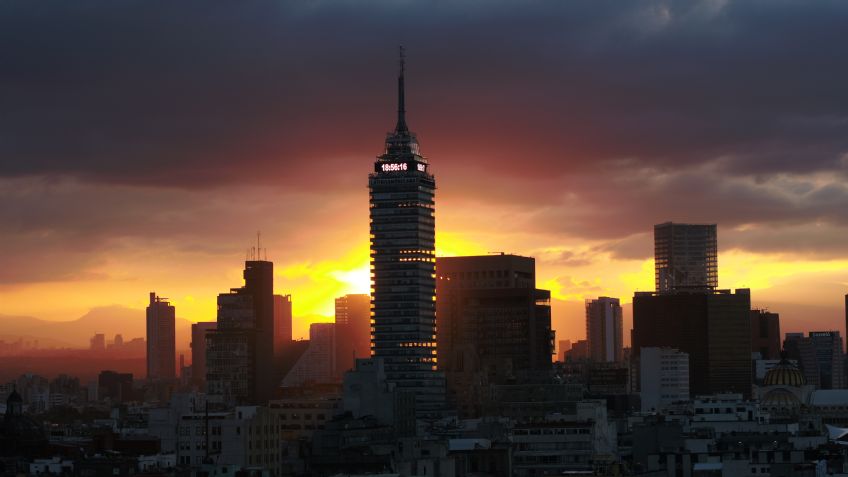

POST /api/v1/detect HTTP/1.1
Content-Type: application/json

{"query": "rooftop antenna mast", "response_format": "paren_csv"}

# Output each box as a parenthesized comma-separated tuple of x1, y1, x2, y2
(396, 45, 408, 133)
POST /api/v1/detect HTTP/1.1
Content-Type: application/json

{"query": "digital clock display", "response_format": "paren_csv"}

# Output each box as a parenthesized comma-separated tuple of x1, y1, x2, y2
(376, 162, 428, 173)
(381, 162, 408, 172)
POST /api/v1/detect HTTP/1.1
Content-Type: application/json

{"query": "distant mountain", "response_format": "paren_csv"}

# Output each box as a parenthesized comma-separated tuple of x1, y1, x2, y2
(0, 306, 193, 350)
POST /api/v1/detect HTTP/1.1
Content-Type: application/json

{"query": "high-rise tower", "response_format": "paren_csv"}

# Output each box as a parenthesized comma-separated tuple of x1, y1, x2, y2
(654, 222, 718, 293)
(146, 292, 176, 381)
(368, 48, 444, 416)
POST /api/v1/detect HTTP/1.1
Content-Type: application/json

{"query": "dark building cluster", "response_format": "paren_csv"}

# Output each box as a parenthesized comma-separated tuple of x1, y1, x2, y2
(2, 52, 848, 477)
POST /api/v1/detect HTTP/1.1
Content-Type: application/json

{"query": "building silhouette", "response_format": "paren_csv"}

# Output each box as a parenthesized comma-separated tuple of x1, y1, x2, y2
(334, 294, 371, 377)
(632, 289, 752, 397)
(585, 297, 623, 363)
(206, 258, 275, 405)
(654, 222, 717, 293)
(436, 254, 553, 417)
(274, 294, 292, 356)
(146, 292, 175, 381)
(436, 254, 553, 373)
(190, 321, 216, 388)
(750, 309, 781, 360)
(368, 49, 444, 416)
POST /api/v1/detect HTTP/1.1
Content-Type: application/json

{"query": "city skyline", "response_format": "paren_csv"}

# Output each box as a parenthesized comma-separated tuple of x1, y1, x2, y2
(3, 1, 848, 345)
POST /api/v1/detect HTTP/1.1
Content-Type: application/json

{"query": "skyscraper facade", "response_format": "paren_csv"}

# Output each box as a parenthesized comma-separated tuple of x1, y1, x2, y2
(654, 222, 718, 293)
(585, 297, 623, 363)
(335, 294, 371, 376)
(436, 254, 553, 417)
(206, 259, 275, 405)
(146, 292, 176, 381)
(632, 289, 752, 396)
(368, 51, 444, 416)
(808, 331, 845, 389)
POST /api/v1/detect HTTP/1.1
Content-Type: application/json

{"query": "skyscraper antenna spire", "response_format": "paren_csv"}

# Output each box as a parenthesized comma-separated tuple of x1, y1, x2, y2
(396, 45, 408, 133)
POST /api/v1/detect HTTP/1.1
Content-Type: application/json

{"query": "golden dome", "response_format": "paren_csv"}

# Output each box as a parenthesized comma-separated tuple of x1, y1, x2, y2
(763, 359, 806, 387)
(762, 388, 801, 409)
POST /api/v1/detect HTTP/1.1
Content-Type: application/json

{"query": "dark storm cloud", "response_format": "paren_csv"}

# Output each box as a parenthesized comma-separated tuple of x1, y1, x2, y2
(1, 0, 847, 186)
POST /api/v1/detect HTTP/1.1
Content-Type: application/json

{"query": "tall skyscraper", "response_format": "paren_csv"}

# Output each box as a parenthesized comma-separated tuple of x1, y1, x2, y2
(206, 258, 275, 405)
(274, 294, 293, 355)
(190, 321, 216, 388)
(654, 222, 718, 293)
(585, 297, 623, 363)
(335, 294, 371, 376)
(368, 49, 444, 416)
(436, 254, 553, 417)
(750, 309, 781, 360)
(632, 288, 752, 396)
(146, 292, 176, 381)
(783, 333, 821, 388)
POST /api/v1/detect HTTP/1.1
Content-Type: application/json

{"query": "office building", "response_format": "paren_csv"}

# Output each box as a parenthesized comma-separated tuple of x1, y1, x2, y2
(585, 296, 623, 363)
(640, 347, 690, 412)
(751, 309, 781, 360)
(809, 331, 845, 389)
(206, 258, 275, 405)
(190, 321, 216, 388)
(334, 294, 371, 376)
(274, 294, 292, 355)
(282, 323, 336, 387)
(654, 222, 718, 293)
(146, 292, 176, 380)
(436, 254, 553, 417)
(207, 292, 256, 405)
(436, 254, 554, 373)
(368, 50, 444, 416)
(632, 289, 752, 396)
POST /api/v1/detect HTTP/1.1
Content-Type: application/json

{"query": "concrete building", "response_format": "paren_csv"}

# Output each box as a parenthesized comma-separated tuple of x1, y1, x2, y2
(654, 222, 718, 293)
(176, 405, 280, 474)
(368, 51, 444, 417)
(586, 297, 623, 363)
(334, 294, 370, 377)
(281, 323, 336, 387)
(510, 401, 616, 476)
(146, 292, 176, 381)
(632, 289, 752, 397)
(341, 358, 416, 437)
(750, 309, 781, 360)
(190, 321, 216, 388)
(640, 347, 690, 412)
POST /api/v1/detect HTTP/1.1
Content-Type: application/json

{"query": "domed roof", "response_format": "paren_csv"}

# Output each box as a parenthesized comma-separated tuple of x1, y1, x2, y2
(762, 388, 801, 409)
(763, 359, 805, 387)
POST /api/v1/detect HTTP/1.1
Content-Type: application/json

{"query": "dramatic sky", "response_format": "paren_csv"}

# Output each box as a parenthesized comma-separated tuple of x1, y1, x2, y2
(2, 0, 848, 344)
